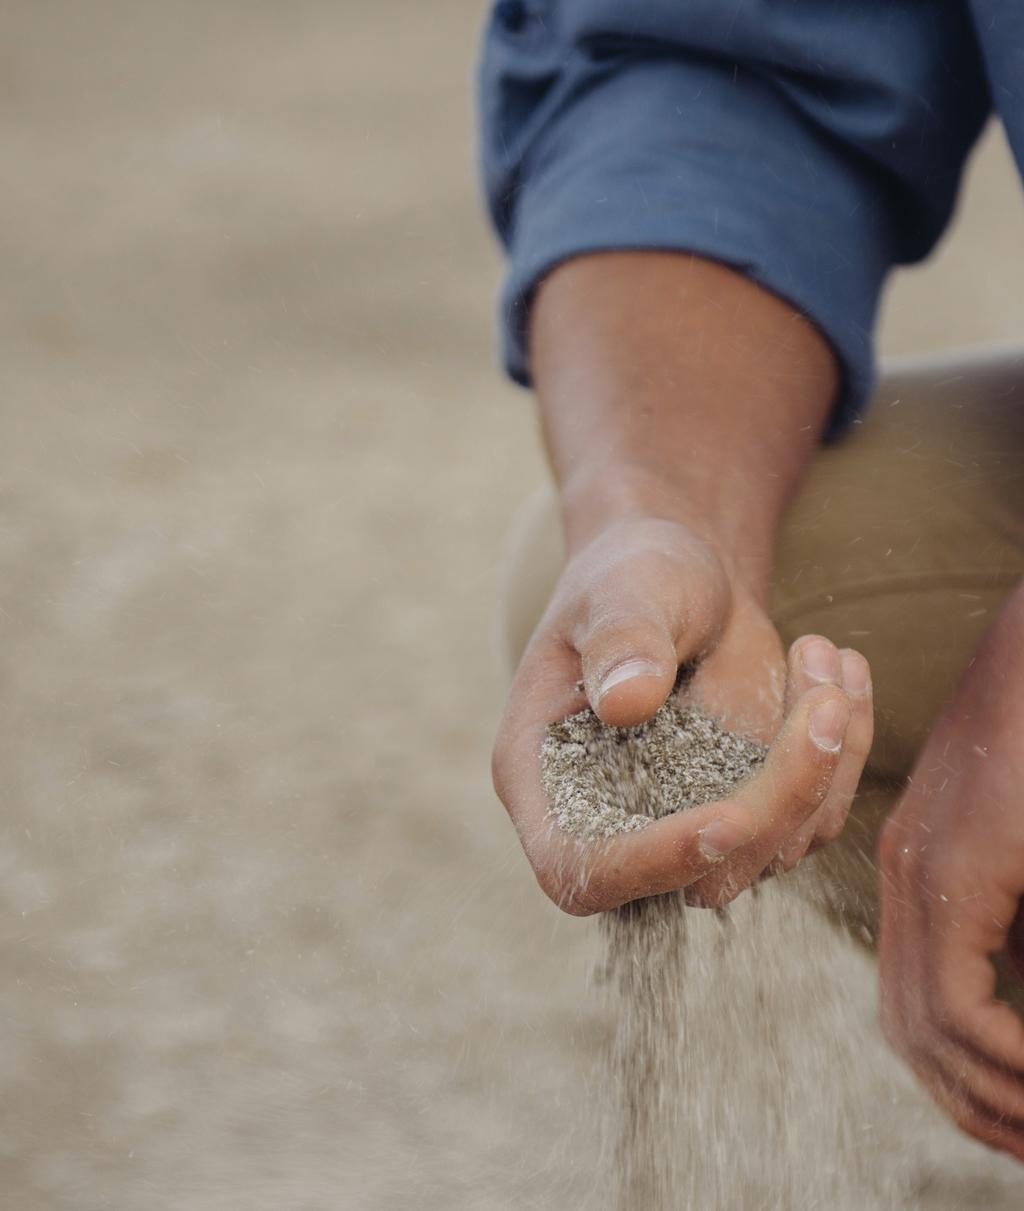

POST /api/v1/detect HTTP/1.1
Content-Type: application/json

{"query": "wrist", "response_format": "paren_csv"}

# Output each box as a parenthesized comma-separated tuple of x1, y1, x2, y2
(559, 462, 778, 598)
(531, 253, 838, 600)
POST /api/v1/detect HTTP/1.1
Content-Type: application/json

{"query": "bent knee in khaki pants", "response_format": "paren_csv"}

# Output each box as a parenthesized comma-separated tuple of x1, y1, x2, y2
(499, 348, 1024, 946)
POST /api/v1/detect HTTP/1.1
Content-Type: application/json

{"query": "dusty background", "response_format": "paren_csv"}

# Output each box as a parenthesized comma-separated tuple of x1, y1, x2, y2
(1, 3, 1023, 1208)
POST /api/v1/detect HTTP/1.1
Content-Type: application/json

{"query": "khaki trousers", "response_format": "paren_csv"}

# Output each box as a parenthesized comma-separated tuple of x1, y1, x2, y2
(500, 346, 1024, 946)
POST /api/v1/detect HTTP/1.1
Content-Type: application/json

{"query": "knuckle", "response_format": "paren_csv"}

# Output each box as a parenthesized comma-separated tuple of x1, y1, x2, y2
(803, 685, 851, 745)
(804, 681, 844, 709)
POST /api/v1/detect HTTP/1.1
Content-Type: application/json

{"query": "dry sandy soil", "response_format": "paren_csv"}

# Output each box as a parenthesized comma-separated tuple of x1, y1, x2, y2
(2, 3, 1024, 1208)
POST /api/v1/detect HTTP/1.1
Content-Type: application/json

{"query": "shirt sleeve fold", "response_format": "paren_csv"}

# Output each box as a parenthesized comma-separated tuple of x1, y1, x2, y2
(477, 1, 989, 433)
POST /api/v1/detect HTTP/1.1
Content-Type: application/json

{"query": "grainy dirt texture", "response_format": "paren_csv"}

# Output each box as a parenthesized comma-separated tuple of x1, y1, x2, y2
(541, 698, 766, 838)
(3, 2, 1024, 1208)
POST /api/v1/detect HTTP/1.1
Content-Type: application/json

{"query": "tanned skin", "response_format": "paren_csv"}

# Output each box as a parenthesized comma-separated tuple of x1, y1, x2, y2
(493, 250, 1024, 1159)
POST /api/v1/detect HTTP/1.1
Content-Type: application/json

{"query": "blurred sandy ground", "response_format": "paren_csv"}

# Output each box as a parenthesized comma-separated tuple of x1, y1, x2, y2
(0, 3, 1022, 1208)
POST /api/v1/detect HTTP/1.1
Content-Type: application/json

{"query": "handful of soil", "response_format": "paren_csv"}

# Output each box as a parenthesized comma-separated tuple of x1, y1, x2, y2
(540, 695, 768, 840)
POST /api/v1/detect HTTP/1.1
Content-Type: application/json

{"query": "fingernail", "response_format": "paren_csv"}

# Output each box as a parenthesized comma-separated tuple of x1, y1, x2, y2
(840, 649, 871, 696)
(810, 698, 850, 751)
(800, 639, 841, 683)
(597, 658, 662, 701)
(698, 819, 750, 860)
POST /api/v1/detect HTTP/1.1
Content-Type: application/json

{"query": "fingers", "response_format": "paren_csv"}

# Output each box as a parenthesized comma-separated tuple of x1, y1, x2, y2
(493, 660, 764, 914)
(498, 649, 859, 917)
(778, 643, 874, 867)
(500, 544, 863, 914)
(814, 648, 873, 842)
(925, 829, 1024, 1072)
(879, 811, 1024, 1162)
(494, 627, 761, 914)
(908, 1052, 1024, 1163)
(579, 624, 679, 729)
(685, 679, 851, 906)
(546, 800, 762, 915)
(774, 636, 843, 866)
(783, 634, 842, 712)
(500, 675, 843, 915)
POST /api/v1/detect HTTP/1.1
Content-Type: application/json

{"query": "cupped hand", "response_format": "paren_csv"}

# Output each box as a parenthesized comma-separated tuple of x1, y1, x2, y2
(492, 516, 873, 914)
(879, 647, 1024, 1161)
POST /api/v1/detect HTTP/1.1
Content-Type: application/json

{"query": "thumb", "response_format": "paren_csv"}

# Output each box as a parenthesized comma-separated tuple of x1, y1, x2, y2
(579, 584, 728, 727)
(570, 522, 731, 727)
(581, 617, 680, 727)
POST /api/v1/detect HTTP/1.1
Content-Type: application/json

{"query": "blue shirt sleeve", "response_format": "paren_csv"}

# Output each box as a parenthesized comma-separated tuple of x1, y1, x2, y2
(477, 0, 990, 432)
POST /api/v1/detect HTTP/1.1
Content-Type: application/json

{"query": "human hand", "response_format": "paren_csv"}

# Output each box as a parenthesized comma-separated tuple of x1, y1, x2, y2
(492, 515, 873, 914)
(879, 593, 1024, 1161)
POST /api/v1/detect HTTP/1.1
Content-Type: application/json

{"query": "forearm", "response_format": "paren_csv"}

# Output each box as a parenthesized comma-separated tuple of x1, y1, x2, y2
(530, 252, 839, 592)
(494, 248, 871, 913)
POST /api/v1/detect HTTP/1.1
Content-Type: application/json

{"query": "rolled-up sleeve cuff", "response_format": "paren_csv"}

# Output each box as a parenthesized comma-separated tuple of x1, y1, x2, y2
(494, 58, 895, 435)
